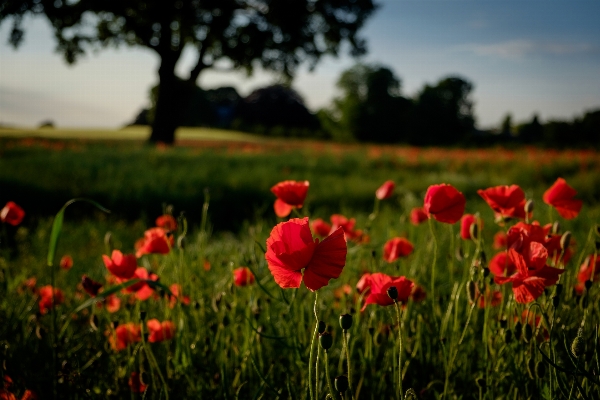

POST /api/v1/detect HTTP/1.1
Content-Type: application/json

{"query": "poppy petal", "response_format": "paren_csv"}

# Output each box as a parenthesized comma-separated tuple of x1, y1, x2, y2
(267, 264, 303, 288)
(512, 276, 546, 304)
(274, 199, 294, 218)
(303, 227, 347, 291)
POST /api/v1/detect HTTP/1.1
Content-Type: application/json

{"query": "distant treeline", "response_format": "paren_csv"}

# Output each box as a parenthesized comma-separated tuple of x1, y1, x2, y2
(130, 64, 600, 147)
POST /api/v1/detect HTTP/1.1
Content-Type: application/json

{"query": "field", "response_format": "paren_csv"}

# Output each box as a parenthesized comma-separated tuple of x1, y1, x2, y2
(1, 128, 599, 399)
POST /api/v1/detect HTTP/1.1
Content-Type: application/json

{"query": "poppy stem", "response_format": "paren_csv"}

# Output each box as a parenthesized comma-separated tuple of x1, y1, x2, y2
(428, 218, 438, 314)
(394, 301, 404, 400)
(308, 291, 319, 400)
(325, 351, 340, 400)
(343, 330, 354, 399)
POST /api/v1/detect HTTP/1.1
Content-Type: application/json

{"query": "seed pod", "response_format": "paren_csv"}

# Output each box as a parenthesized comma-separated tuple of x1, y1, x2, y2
(404, 389, 418, 400)
(482, 267, 490, 278)
(560, 231, 571, 250)
(499, 318, 508, 329)
(334, 375, 349, 393)
(595, 240, 600, 251)
(595, 224, 600, 237)
(466, 281, 477, 304)
(585, 280, 592, 290)
(387, 286, 398, 301)
(177, 236, 186, 249)
(524, 324, 533, 343)
(552, 295, 560, 308)
(571, 328, 585, 358)
(555, 283, 563, 296)
(552, 221, 561, 235)
(339, 314, 353, 331)
(319, 332, 333, 351)
(140, 310, 147, 321)
(475, 377, 486, 388)
(469, 222, 479, 240)
(527, 357, 536, 379)
(514, 322, 522, 341)
(318, 320, 326, 334)
(535, 360, 546, 378)
(504, 329, 513, 344)
(480, 251, 487, 264)
(525, 199, 534, 214)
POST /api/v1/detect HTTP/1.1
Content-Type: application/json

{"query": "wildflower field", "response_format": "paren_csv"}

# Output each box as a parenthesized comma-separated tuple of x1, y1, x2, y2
(1, 134, 600, 399)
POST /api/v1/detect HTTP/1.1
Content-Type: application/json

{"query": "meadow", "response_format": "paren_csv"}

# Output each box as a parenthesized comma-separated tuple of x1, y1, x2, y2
(0, 129, 599, 399)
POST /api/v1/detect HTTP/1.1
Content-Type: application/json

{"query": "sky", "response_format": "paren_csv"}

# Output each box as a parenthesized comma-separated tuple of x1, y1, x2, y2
(1, 0, 599, 129)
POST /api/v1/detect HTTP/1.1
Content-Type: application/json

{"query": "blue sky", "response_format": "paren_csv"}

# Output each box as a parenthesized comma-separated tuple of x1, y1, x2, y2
(1, 0, 599, 129)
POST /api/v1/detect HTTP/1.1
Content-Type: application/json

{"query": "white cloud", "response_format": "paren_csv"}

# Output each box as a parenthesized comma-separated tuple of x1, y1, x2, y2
(454, 39, 597, 59)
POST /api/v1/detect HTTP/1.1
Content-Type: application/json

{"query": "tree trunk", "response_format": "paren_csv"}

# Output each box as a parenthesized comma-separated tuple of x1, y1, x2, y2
(149, 71, 180, 144)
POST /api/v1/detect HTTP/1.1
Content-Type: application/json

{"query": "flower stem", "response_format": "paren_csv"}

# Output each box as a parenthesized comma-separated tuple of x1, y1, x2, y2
(308, 291, 319, 400)
(325, 351, 339, 400)
(395, 301, 404, 400)
(343, 330, 354, 399)
(429, 218, 438, 314)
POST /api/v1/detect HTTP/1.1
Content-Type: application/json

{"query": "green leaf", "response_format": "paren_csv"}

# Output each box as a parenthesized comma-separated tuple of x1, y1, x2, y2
(47, 198, 110, 267)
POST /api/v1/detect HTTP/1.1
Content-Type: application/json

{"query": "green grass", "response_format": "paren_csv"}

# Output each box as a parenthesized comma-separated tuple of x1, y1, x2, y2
(1, 133, 599, 398)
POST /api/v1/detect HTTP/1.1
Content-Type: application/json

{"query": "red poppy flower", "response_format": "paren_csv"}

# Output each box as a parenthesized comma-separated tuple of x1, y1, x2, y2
(59, 255, 73, 270)
(102, 250, 137, 279)
(233, 267, 255, 287)
(376, 180, 395, 200)
(477, 288, 502, 308)
(361, 273, 414, 311)
(21, 389, 38, 400)
(477, 185, 526, 220)
(329, 214, 367, 242)
(119, 267, 158, 301)
(265, 217, 347, 291)
(383, 237, 414, 263)
(0, 201, 25, 226)
(271, 180, 309, 217)
(168, 284, 190, 308)
(460, 214, 482, 240)
(409, 207, 428, 226)
(489, 252, 517, 278)
(424, 184, 466, 224)
(410, 284, 427, 302)
(356, 273, 372, 294)
(135, 228, 172, 257)
(334, 284, 353, 299)
(38, 285, 64, 315)
(81, 275, 103, 297)
(0, 389, 15, 400)
(311, 218, 332, 237)
(577, 255, 600, 284)
(156, 214, 177, 231)
(543, 178, 582, 219)
(494, 242, 564, 303)
(108, 323, 141, 351)
(129, 372, 148, 394)
(147, 319, 176, 343)
(104, 294, 121, 313)
(493, 231, 507, 249)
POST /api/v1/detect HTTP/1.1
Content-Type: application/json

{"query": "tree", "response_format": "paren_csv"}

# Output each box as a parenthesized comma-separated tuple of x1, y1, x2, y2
(411, 76, 475, 145)
(326, 64, 413, 143)
(1, 0, 377, 143)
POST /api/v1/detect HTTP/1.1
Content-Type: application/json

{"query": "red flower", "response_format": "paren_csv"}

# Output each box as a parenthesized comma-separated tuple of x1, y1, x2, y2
(493, 231, 507, 249)
(383, 237, 414, 263)
(577, 255, 600, 284)
(0, 201, 25, 226)
(129, 372, 148, 394)
(477, 185, 526, 220)
(265, 217, 347, 291)
(81, 275, 103, 297)
(460, 214, 481, 240)
(356, 273, 372, 294)
(119, 267, 158, 301)
(109, 323, 141, 351)
(311, 218, 332, 237)
(409, 207, 428, 226)
(329, 214, 367, 243)
(477, 288, 502, 308)
(156, 214, 177, 231)
(147, 319, 176, 343)
(38, 285, 64, 314)
(424, 184, 466, 224)
(59, 255, 73, 270)
(361, 273, 414, 311)
(410, 284, 427, 302)
(376, 180, 395, 200)
(489, 252, 517, 277)
(494, 242, 564, 303)
(543, 178, 582, 219)
(135, 228, 172, 257)
(233, 267, 255, 286)
(102, 250, 137, 279)
(168, 284, 190, 308)
(0, 389, 16, 400)
(21, 390, 38, 400)
(271, 180, 309, 217)
(104, 295, 121, 313)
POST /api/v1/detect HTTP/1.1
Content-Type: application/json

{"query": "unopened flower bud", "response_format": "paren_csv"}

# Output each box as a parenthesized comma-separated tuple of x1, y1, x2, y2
(339, 314, 353, 331)
(514, 322, 522, 340)
(140, 310, 147, 321)
(535, 361, 546, 378)
(318, 320, 326, 334)
(387, 286, 398, 301)
(552, 221, 561, 235)
(499, 318, 507, 329)
(475, 377, 486, 388)
(595, 224, 600, 237)
(482, 267, 490, 278)
(527, 357, 536, 379)
(466, 281, 477, 303)
(334, 375, 349, 393)
(177, 236, 186, 249)
(595, 240, 600, 251)
(524, 324, 533, 343)
(571, 335, 585, 358)
(585, 280, 592, 290)
(480, 251, 487, 264)
(525, 199, 534, 214)
(319, 332, 333, 351)
(504, 329, 513, 344)
(104, 231, 112, 248)
(555, 283, 563, 296)
(469, 223, 479, 240)
(552, 295, 560, 308)
(560, 231, 571, 250)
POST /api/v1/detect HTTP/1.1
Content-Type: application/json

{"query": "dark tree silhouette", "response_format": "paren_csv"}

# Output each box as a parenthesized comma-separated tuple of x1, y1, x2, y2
(1, 0, 377, 143)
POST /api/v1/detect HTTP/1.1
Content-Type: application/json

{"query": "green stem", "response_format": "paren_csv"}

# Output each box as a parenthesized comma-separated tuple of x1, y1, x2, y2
(308, 291, 319, 400)
(343, 330, 354, 399)
(428, 218, 438, 314)
(395, 301, 404, 400)
(141, 321, 169, 399)
(325, 351, 339, 400)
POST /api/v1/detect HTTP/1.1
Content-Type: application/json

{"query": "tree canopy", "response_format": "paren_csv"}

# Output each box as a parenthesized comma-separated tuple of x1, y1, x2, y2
(1, 0, 377, 143)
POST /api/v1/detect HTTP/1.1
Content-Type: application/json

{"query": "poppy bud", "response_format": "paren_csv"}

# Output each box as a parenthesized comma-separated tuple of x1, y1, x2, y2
(455, 246, 464, 262)
(387, 286, 399, 301)
(560, 231, 571, 250)
(475, 377, 486, 389)
(552, 221, 561, 235)
(480, 251, 487, 264)
(112, 321, 119, 329)
(339, 314, 353, 331)
(469, 223, 479, 240)
(555, 283, 563, 296)
(405, 389, 418, 400)
(499, 318, 507, 329)
(104, 231, 112, 248)
(552, 295, 560, 308)
(514, 322, 522, 340)
(466, 281, 477, 303)
(504, 329, 512, 344)
(482, 267, 490, 278)
(571, 335, 585, 358)
(595, 224, 600, 237)
(177, 236, 186, 249)
(368, 327, 375, 336)
(140, 311, 147, 321)
(318, 320, 326, 334)
(595, 240, 600, 251)
(335, 375, 349, 393)
(585, 280, 592, 290)
(535, 361, 546, 378)
(525, 199, 534, 214)
(527, 357, 535, 379)
(523, 324, 533, 343)
(319, 332, 333, 351)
